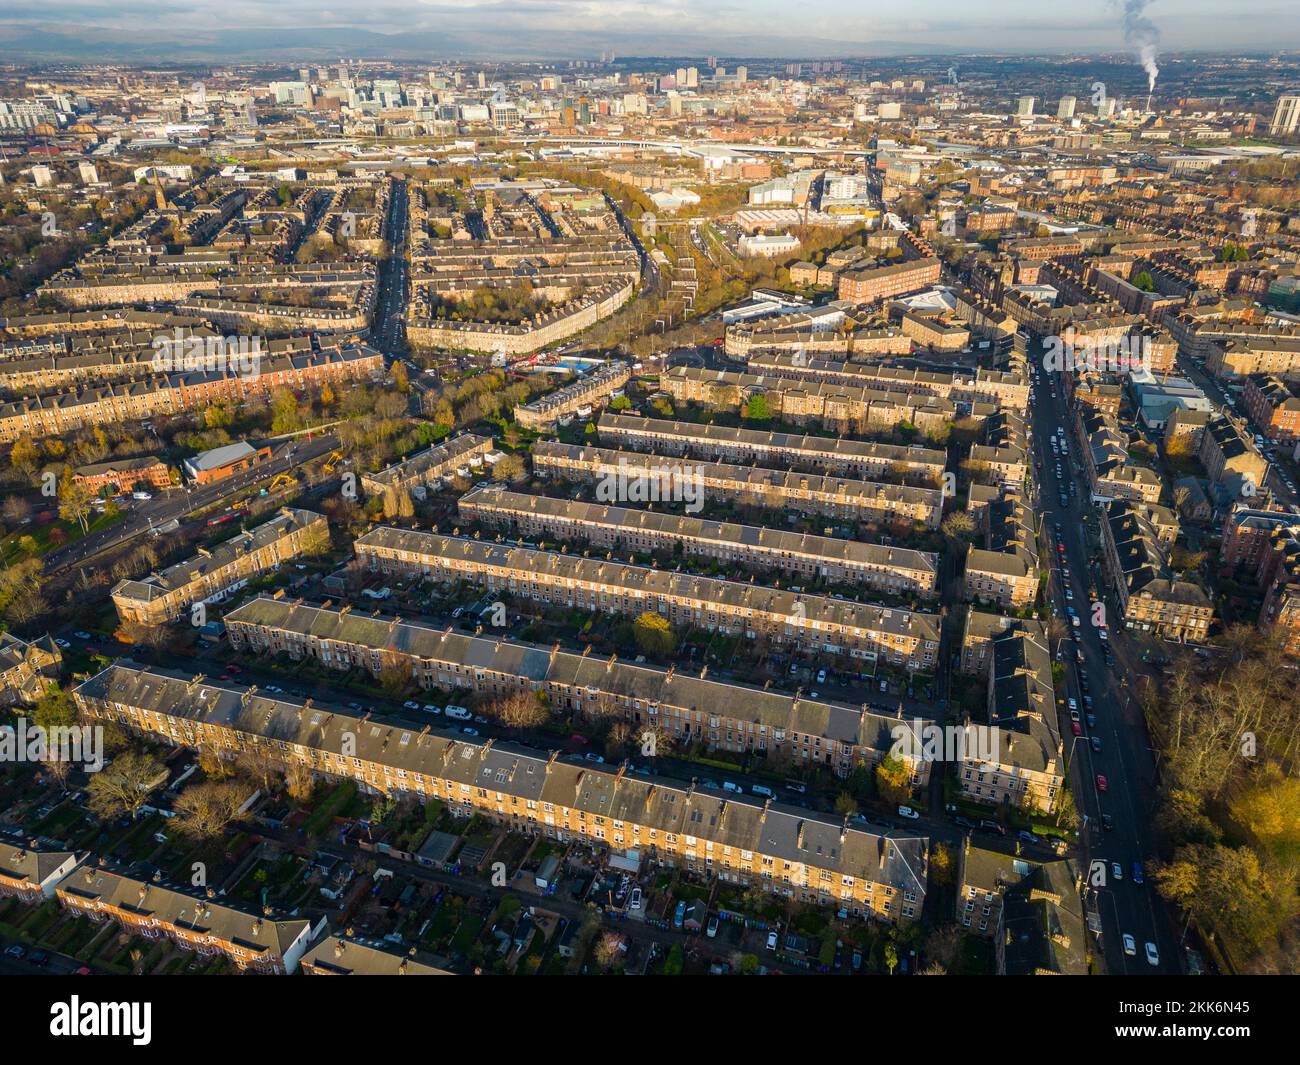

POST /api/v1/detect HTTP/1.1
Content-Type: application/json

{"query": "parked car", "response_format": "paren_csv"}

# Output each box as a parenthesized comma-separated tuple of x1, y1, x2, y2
(897, 805, 920, 820)
(1145, 942, 1160, 967)
(460, 727, 479, 736)
(629, 887, 642, 911)
(1132, 862, 1145, 885)
(1096, 774, 1109, 792)
(1112, 861, 1124, 881)
(1091, 736, 1102, 753)
(978, 820, 1005, 835)
(4, 944, 25, 959)
(673, 901, 687, 929)
(706, 916, 719, 939)
(1101, 813, 1114, 831)
(750, 785, 775, 799)
(1123, 934, 1137, 956)
(27, 950, 49, 968)
(766, 929, 779, 951)
(403, 701, 421, 711)
(815, 668, 827, 685)
(722, 781, 743, 794)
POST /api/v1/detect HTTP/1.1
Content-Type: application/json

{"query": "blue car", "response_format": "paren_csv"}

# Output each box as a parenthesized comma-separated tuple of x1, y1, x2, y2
(1132, 862, 1145, 885)
(673, 900, 686, 929)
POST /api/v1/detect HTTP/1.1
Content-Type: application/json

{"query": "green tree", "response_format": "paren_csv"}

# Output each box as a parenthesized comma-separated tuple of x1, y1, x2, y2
(742, 393, 772, 422)
(875, 754, 912, 806)
(633, 611, 677, 656)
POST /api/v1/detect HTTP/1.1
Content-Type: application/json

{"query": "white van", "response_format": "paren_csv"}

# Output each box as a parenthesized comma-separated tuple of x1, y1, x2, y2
(751, 785, 775, 799)
(444, 705, 473, 721)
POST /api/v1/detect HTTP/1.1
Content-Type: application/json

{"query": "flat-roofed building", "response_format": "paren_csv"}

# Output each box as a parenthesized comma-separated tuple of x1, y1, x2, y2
(183, 440, 273, 485)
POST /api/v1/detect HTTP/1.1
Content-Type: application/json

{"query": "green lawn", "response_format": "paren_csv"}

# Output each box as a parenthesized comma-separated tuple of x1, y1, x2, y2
(1, 510, 124, 565)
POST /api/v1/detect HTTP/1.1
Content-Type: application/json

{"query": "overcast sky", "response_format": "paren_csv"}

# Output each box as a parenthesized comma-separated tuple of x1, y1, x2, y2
(0, 0, 1297, 54)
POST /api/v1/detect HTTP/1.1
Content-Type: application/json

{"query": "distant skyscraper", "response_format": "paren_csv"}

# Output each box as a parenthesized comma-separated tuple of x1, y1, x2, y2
(477, 71, 487, 89)
(1098, 97, 1118, 119)
(686, 67, 698, 88)
(1017, 95, 1035, 117)
(736, 66, 747, 85)
(1270, 94, 1300, 136)
(1057, 96, 1076, 119)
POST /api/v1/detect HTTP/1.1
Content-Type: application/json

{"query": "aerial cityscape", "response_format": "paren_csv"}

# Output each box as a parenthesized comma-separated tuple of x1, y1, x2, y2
(0, 0, 1296, 1011)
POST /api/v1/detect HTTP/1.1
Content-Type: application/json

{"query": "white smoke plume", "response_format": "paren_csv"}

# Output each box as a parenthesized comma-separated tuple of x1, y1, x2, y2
(1119, 0, 1161, 92)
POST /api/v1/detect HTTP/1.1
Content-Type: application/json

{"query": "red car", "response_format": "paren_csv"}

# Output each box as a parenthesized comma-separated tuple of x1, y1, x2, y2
(1096, 774, 1108, 792)
(1071, 721, 1082, 736)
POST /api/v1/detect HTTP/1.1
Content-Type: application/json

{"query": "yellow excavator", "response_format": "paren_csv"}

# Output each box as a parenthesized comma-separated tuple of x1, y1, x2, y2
(322, 450, 345, 474)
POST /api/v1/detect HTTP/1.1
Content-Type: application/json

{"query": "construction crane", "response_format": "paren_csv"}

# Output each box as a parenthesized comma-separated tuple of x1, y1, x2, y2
(322, 450, 345, 474)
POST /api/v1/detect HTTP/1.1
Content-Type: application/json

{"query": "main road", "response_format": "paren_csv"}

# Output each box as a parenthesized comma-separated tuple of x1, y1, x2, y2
(42, 433, 339, 575)
(1030, 350, 1182, 974)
